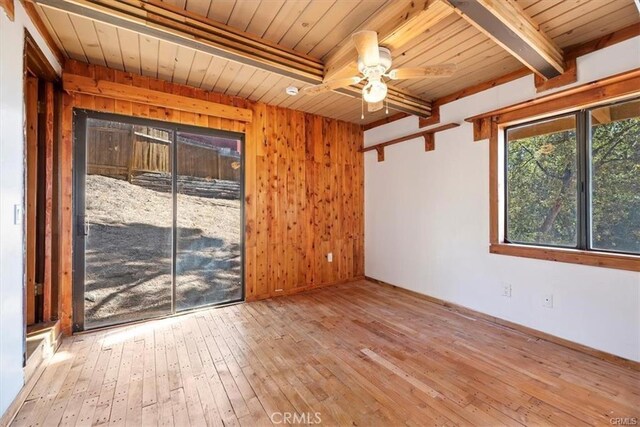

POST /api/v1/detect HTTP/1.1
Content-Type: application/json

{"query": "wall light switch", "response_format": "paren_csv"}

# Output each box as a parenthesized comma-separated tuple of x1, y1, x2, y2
(14, 205, 23, 225)
(327, 252, 333, 263)
(543, 294, 554, 308)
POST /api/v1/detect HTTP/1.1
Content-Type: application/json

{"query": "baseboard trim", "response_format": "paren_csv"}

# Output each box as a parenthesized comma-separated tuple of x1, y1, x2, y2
(0, 321, 64, 426)
(365, 276, 640, 371)
(246, 276, 366, 302)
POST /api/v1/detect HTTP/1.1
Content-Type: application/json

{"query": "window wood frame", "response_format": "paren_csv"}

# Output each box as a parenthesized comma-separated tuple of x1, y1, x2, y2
(466, 68, 640, 272)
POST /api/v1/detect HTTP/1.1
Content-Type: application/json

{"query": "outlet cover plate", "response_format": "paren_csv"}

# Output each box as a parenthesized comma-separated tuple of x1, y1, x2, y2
(502, 283, 512, 298)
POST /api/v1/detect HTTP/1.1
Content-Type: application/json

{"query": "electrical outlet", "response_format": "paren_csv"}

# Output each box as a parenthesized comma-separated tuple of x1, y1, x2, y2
(502, 283, 512, 298)
(543, 294, 553, 308)
(327, 252, 333, 263)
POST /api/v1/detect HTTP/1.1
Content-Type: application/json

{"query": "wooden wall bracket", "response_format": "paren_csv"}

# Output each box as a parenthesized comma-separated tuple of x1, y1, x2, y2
(361, 123, 460, 162)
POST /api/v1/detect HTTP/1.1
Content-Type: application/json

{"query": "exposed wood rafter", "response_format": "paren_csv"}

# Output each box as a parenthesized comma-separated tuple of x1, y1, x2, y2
(324, 0, 453, 82)
(446, 0, 565, 79)
(32, 0, 432, 117)
(362, 112, 410, 131)
(424, 24, 640, 115)
(0, 0, 14, 20)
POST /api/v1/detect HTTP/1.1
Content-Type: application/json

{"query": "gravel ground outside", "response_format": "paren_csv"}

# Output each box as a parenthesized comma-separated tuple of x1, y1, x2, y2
(84, 174, 242, 329)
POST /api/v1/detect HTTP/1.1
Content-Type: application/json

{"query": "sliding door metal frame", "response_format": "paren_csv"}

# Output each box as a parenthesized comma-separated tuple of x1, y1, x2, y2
(72, 109, 245, 332)
(72, 110, 88, 332)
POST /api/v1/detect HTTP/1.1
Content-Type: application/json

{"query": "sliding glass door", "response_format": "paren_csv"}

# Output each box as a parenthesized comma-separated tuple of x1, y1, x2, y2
(73, 111, 243, 331)
(175, 131, 243, 310)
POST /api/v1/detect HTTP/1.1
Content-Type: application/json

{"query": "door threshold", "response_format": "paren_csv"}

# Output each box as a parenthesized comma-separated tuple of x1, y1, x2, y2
(75, 298, 245, 335)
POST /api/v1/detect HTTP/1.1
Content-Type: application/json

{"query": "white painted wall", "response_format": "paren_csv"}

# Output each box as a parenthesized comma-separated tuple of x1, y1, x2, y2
(0, 3, 61, 416)
(365, 37, 640, 362)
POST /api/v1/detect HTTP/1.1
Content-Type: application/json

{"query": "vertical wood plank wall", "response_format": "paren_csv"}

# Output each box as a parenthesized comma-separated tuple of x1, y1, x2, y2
(59, 60, 364, 334)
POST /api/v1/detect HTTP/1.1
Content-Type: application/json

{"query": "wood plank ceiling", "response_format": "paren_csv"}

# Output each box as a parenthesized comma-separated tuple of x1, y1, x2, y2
(34, 0, 639, 125)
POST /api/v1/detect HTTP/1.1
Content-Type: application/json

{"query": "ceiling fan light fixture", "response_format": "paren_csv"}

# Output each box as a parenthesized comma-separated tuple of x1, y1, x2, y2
(362, 78, 387, 104)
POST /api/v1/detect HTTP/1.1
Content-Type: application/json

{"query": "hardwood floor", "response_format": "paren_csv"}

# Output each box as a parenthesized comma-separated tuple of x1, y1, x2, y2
(10, 280, 640, 426)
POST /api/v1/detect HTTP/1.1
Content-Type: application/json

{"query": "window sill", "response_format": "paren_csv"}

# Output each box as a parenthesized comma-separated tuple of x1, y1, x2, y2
(490, 243, 640, 272)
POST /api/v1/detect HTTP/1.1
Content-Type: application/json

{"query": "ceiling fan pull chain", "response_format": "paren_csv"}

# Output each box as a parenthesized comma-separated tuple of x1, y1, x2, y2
(361, 96, 365, 120)
(385, 98, 389, 115)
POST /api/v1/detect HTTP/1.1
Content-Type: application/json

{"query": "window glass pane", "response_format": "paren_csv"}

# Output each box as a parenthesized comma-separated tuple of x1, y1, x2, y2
(84, 119, 174, 329)
(590, 99, 640, 254)
(175, 132, 243, 310)
(506, 115, 578, 247)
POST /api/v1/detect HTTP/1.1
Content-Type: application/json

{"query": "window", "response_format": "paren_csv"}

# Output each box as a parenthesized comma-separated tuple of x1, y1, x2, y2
(505, 97, 639, 256)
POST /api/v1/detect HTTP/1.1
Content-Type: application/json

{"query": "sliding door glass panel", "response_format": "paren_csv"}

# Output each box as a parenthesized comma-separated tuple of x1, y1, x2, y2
(175, 131, 242, 310)
(84, 118, 174, 328)
(506, 115, 578, 247)
(589, 99, 640, 254)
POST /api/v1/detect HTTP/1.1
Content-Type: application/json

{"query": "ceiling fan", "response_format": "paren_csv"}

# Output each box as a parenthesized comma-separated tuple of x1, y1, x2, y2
(301, 30, 456, 114)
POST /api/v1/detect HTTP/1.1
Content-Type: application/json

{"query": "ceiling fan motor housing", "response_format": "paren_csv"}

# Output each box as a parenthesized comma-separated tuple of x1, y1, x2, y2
(358, 47, 392, 76)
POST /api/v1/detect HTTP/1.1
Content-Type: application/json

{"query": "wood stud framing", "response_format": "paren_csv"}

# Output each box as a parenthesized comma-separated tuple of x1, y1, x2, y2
(42, 82, 55, 321)
(25, 76, 38, 325)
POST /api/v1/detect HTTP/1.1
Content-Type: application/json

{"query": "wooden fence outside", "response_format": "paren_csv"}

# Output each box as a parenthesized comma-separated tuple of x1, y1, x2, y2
(86, 123, 241, 181)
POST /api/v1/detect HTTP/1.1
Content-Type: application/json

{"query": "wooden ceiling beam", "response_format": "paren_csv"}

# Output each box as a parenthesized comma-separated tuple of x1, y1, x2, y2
(0, 0, 14, 20)
(362, 112, 410, 131)
(31, 0, 433, 117)
(324, 0, 453, 82)
(446, 0, 565, 79)
(33, 0, 325, 81)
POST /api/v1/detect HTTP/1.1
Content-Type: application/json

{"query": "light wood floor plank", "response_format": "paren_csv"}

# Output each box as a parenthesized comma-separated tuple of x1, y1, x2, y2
(10, 280, 640, 426)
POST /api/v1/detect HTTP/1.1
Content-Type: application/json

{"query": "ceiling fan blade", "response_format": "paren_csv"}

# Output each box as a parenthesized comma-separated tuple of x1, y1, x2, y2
(301, 76, 362, 96)
(352, 30, 380, 67)
(387, 64, 457, 80)
(367, 101, 384, 112)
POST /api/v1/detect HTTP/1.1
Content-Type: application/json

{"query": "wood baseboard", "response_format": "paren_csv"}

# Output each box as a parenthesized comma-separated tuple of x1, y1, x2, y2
(246, 276, 365, 302)
(364, 276, 640, 371)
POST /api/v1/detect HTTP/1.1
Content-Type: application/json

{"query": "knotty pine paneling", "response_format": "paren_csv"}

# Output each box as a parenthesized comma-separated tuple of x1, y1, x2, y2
(59, 60, 364, 333)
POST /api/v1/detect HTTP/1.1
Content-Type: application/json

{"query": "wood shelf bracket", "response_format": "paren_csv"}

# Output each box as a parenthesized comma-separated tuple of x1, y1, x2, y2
(361, 123, 460, 162)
